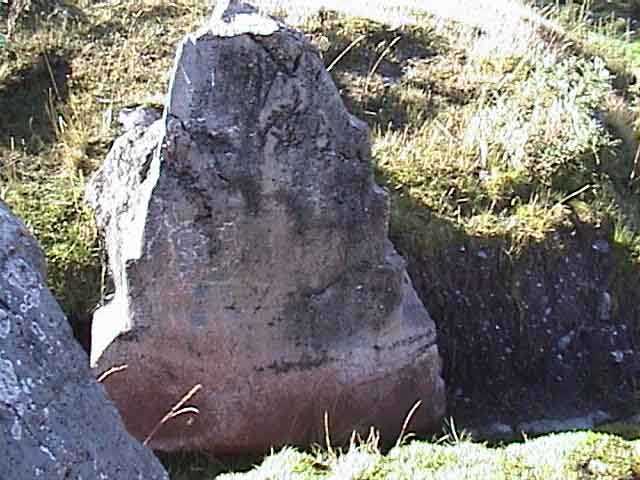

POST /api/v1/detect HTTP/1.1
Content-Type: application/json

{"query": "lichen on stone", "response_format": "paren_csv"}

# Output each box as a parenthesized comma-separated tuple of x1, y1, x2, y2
(0, 357, 20, 404)
(0, 309, 10, 338)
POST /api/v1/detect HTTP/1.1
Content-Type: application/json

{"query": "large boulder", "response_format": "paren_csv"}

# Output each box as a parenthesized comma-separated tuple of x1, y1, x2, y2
(0, 200, 169, 479)
(86, 1, 445, 453)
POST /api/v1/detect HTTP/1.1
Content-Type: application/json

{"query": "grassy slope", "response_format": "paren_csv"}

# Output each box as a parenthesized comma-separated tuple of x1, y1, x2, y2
(6, 0, 638, 314)
(2, 0, 640, 478)
(0, 0, 209, 319)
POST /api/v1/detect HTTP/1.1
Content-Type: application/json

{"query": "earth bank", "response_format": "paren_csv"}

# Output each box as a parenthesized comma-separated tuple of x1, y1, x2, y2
(1, 0, 640, 475)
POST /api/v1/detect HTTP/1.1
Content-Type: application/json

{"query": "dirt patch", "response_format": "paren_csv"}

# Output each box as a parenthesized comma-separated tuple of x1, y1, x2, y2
(0, 52, 71, 150)
(397, 222, 640, 428)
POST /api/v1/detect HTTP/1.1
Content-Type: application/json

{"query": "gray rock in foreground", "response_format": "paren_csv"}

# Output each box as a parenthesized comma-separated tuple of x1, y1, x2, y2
(86, 2, 445, 453)
(0, 200, 169, 479)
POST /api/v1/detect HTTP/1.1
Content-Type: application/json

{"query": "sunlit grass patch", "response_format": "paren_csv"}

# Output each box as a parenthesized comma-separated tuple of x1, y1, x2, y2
(368, 37, 617, 253)
(214, 448, 326, 480)
(213, 431, 640, 479)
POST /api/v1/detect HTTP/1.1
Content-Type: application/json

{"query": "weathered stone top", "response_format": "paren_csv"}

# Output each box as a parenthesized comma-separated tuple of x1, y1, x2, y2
(200, 0, 279, 38)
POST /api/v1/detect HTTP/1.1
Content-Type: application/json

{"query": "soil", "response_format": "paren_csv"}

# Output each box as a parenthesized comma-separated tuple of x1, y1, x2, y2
(400, 222, 640, 433)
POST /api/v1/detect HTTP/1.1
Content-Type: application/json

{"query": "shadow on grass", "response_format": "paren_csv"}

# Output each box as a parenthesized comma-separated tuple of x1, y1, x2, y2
(0, 51, 71, 151)
(305, 11, 467, 130)
(158, 451, 259, 480)
(310, 9, 640, 427)
(391, 190, 640, 425)
(0, 42, 100, 351)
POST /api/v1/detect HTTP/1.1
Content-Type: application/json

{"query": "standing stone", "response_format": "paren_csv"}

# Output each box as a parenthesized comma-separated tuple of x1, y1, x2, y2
(86, 1, 445, 453)
(0, 200, 169, 479)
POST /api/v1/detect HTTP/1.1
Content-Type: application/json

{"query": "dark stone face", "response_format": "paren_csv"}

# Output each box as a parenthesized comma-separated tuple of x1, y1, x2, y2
(0, 200, 168, 479)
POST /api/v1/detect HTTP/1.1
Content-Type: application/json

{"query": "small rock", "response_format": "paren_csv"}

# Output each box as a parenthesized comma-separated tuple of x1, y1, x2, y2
(118, 105, 163, 131)
(588, 410, 612, 426)
(592, 239, 611, 253)
(557, 330, 575, 351)
(484, 422, 514, 439)
(519, 417, 590, 435)
(598, 291, 613, 322)
(518, 411, 611, 436)
(610, 350, 625, 363)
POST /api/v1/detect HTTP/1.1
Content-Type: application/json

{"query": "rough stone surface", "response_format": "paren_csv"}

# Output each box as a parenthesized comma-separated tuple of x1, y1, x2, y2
(0, 200, 169, 479)
(118, 105, 163, 132)
(86, 2, 445, 453)
(517, 410, 612, 436)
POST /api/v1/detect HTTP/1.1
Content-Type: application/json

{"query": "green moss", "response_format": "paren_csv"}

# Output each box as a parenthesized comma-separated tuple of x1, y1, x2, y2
(211, 432, 640, 479)
(597, 421, 640, 440)
(217, 448, 325, 480)
(563, 432, 640, 479)
(381, 441, 507, 479)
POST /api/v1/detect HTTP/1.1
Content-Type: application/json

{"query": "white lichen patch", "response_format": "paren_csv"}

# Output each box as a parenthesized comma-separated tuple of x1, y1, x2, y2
(30, 321, 47, 343)
(11, 416, 22, 440)
(0, 309, 10, 338)
(20, 287, 42, 314)
(3, 257, 42, 293)
(39, 445, 56, 462)
(21, 377, 34, 395)
(4, 293, 14, 307)
(0, 357, 20, 403)
(202, 12, 280, 38)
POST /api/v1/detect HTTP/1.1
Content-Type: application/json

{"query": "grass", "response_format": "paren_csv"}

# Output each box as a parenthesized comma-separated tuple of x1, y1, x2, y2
(2, 0, 640, 478)
(287, 2, 640, 264)
(0, 0, 210, 320)
(163, 430, 640, 479)
(2, 0, 638, 336)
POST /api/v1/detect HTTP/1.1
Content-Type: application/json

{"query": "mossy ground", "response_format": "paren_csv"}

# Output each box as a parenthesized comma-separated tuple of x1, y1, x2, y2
(2, 0, 640, 478)
(164, 431, 640, 479)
